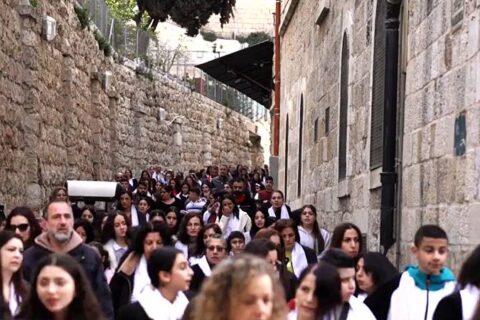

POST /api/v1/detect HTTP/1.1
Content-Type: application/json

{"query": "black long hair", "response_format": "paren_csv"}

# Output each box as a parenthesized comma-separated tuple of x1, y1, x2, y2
(218, 195, 240, 219)
(5, 207, 42, 250)
(358, 252, 398, 290)
(18, 253, 104, 320)
(300, 205, 326, 254)
(100, 211, 131, 244)
(458, 245, 480, 288)
(0, 231, 27, 318)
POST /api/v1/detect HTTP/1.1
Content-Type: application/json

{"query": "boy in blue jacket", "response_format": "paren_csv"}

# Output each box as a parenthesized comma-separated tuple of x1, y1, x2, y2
(365, 225, 456, 320)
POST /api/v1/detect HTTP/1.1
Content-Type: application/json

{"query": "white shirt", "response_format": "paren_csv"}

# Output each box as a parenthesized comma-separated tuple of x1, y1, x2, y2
(138, 284, 189, 320)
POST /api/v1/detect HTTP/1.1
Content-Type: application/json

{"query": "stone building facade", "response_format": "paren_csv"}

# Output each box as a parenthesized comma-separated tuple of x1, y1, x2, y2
(278, 0, 480, 270)
(0, 0, 267, 212)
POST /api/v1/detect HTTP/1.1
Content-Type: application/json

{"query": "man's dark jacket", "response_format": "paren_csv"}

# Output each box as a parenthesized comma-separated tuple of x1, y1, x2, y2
(23, 232, 114, 320)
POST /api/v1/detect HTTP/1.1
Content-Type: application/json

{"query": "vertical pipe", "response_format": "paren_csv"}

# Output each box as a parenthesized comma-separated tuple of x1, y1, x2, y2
(380, 0, 402, 254)
(273, 0, 281, 156)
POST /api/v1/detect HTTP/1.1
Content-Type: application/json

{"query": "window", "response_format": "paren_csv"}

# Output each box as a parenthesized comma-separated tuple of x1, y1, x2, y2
(338, 33, 349, 180)
(370, 0, 387, 169)
(325, 107, 330, 134)
(298, 95, 304, 197)
(314, 118, 319, 143)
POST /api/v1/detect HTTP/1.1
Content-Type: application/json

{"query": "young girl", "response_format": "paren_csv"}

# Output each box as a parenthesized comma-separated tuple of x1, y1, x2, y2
(117, 248, 193, 320)
(109, 223, 173, 318)
(102, 212, 131, 270)
(330, 223, 362, 259)
(175, 213, 203, 260)
(216, 195, 252, 239)
(0, 231, 26, 319)
(297, 205, 330, 256)
(17, 253, 104, 320)
(268, 190, 292, 220)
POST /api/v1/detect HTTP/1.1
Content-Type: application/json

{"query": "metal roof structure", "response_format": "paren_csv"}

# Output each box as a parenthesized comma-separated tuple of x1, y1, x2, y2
(196, 41, 274, 108)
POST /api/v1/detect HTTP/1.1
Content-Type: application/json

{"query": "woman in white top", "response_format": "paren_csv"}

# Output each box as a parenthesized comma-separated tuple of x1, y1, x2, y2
(102, 212, 130, 271)
(117, 247, 193, 320)
(0, 231, 27, 318)
(216, 195, 252, 239)
(297, 205, 330, 256)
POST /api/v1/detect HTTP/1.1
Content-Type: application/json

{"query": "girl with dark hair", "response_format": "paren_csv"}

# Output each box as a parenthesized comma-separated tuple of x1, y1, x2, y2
(248, 210, 269, 241)
(80, 207, 96, 225)
(355, 252, 398, 301)
(174, 213, 203, 260)
(226, 231, 245, 256)
(155, 186, 183, 213)
(17, 253, 104, 320)
(330, 222, 363, 258)
(268, 190, 292, 220)
(109, 222, 173, 318)
(0, 231, 27, 319)
(73, 219, 95, 244)
(273, 219, 317, 278)
(165, 207, 180, 238)
(201, 183, 212, 199)
(298, 205, 330, 256)
(216, 195, 252, 239)
(102, 212, 131, 270)
(117, 190, 147, 227)
(117, 248, 193, 320)
(434, 245, 480, 320)
(169, 178, 180, 197)
(5, 207, 42, 250)
(288, 262, 343, 320)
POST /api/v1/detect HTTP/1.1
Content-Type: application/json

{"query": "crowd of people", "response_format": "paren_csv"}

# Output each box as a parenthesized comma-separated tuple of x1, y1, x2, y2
(0, 164, 479, 319)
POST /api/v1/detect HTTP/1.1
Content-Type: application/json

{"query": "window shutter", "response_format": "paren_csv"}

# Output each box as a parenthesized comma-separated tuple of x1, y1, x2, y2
(370, 0, 386, 169)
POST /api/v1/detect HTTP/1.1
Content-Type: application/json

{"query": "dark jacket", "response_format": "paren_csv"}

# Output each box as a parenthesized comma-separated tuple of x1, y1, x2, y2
(23, 232, 114, 320)
(117, 302, 150, 320)
(364, 274, 402, 320)
(109, 252, 141, 319)
(432, 291, 462, 320)
(189, 263, 207, 295)
(302, 245, 318, 264)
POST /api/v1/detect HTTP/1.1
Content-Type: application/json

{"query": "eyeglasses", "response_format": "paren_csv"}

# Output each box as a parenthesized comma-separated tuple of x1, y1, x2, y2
(207, 245, 226, 252)
(7, 223, 29, 232)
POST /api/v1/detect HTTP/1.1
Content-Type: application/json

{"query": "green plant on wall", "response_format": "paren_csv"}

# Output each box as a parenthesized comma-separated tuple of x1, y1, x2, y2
(29, 0, 39, 8)
(74, 6, 90, 30)
(94, 30, 113, 57)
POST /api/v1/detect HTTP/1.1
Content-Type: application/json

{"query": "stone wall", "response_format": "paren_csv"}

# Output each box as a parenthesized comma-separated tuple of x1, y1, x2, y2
(279, 0, 480, 271)
(0, 0, 267, 212)
(279, 0, 381, 251)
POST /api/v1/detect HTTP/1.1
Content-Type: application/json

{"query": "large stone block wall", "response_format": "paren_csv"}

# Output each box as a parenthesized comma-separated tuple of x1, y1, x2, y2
(279, 0, 480, 271)
(399, 0, 480, 270)
(0, 0, 267, 212)
(279, 0, 381, 252)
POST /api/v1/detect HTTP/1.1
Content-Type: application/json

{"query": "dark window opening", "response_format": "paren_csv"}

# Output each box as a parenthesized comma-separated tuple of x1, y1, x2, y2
(325, 107, 330, 135)
(339, 34, 349, 180)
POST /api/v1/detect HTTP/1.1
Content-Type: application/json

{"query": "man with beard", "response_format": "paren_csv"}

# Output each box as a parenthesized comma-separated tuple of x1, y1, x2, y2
(23, 200, 114, 320)
(231, 177, 256, 219)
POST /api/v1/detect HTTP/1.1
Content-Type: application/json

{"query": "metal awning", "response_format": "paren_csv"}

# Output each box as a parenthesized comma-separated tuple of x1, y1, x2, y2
(196, 41, 273, 107)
